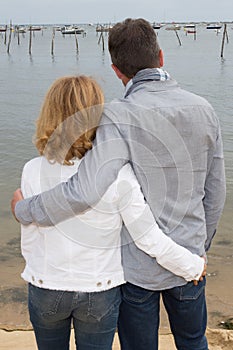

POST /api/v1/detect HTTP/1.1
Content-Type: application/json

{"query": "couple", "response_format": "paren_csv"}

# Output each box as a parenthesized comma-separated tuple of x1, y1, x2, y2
(11, 18, 225, 350)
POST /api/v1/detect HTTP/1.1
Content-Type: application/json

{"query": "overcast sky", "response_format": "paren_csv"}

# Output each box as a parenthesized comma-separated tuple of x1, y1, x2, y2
(1, 0, 232, 24)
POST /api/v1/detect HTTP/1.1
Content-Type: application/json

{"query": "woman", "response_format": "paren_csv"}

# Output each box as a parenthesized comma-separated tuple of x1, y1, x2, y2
(20, 75, 205, 350)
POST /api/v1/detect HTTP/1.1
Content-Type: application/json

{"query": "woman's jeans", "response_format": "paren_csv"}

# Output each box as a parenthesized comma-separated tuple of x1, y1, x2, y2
(118, 278, 208, 350)
(28, 283, 121, 350)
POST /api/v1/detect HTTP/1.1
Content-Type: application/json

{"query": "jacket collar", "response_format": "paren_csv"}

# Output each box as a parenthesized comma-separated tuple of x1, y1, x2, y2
(124, 68, 171, 98)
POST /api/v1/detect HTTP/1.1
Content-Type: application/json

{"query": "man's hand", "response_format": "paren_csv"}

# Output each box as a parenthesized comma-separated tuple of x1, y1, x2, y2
(193, 258, 207, 286)
(11, 188, 24, 222)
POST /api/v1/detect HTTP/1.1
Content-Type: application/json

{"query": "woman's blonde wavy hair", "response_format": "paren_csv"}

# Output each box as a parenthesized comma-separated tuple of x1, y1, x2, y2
(35, 76, 104, 165)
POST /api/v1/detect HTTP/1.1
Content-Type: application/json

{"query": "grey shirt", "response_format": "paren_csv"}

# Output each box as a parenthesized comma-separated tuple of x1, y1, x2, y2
(16, 68, 226, 290)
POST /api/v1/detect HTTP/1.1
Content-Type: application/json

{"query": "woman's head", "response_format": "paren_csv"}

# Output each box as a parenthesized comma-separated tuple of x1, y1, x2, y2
(35, 76, 104, 165)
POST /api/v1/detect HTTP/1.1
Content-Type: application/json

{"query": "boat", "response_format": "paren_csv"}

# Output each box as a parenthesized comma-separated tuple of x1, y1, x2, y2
(61, 26, 85, 35)
(183, 24, 196, 29)
(28, 26, 42, 31)
(16, 26, 27, 34)
(53, 26, 62, 31)
(0, 26, 7, 32)
(152, 23, 161, 30)
(183, 24, 196, 34)
(96, 24, 113, 32)
(206, 23, 222, 30)
(165, 24, 181, 31)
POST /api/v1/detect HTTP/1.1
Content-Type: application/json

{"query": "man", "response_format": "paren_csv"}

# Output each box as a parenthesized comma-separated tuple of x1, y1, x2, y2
(12, 19, 225, 349)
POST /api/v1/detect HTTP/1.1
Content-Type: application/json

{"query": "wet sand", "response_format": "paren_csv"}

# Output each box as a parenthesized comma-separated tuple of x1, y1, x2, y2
(1, 328, 233, 350)
(1, 230, 233, 331)
(0, 208, 232, 348)
(0, 249, 233, 331)
(0, 250, 233, 349)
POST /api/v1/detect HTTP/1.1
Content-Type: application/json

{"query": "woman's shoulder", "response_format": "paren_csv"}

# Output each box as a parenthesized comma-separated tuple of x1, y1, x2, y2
(21, 157, 81, 196)
(22, 156, 43, 173)
(23, 156, 80, 172)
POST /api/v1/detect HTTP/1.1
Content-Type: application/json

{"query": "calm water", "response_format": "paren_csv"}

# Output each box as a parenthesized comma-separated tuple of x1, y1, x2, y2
(0, 24, 232, 327)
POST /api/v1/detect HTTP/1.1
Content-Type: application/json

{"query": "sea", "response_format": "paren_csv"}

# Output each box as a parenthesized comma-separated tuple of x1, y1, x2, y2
(0, 24, 232, 329)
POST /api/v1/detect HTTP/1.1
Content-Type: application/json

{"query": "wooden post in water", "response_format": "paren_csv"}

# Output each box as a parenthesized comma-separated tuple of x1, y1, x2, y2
(101, 31, 105, 51)
(225, 25, 229, 44)
(174, 29, 182, 46)
(98, 31, 105, 51)
(220, 23, 227, 58)
(51, 27, 55, 56)
(4, 25, 7, 45)
(97, 31, 102, 45)
(7, 21, 12, 54)
(17, 26, 20, 45)
(29, 26, 32, 55)
(74, 30, 79, 53)
(194, 25, 197, 40)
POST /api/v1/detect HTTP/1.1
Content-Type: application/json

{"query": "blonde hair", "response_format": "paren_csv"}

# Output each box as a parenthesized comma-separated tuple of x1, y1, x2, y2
(35, 76, 104, 165)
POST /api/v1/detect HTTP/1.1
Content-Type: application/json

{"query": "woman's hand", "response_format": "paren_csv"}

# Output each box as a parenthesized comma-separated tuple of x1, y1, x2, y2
(193, 257, 207, 286)
(11, 188, 24, 222)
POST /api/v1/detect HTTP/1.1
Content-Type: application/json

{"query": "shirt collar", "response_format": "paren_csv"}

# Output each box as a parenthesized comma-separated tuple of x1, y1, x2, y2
(124, 68, 171, 98)
(125, 79, 133, 94)
(132, 68, 171, 84)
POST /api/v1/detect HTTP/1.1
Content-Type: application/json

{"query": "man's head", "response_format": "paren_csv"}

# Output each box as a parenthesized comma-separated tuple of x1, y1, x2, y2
(108, 18, 163, 83)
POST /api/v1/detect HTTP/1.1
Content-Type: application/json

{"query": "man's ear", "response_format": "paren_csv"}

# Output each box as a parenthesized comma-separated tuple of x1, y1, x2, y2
(111, 64, 124, 79)
(111, 63, 130, 86)
(111, 64, 130, 86)
(159, 49, 164, 67)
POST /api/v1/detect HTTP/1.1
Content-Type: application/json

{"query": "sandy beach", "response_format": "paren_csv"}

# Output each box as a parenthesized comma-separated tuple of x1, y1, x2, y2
(1, 293, 233, 349)
(1, 214, 233, 348)
(1, 17, 233, 350)
(1, 328, 233, 349)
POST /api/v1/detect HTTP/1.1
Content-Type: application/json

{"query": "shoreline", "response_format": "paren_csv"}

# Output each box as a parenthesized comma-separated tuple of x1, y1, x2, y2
(0, 248, 233, 331)
(1, 328, 233, 350)
(0, 210, 232, 347)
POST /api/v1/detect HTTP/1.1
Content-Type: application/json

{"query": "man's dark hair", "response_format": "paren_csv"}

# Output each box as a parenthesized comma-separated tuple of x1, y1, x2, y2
(108, 18, 160, 78)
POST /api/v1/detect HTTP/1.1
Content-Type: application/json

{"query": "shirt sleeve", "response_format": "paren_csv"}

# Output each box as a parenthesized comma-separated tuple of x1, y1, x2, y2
(117, 165, 205, 281)
(203, 120, 226, 251)
(15, 112, 129, 226)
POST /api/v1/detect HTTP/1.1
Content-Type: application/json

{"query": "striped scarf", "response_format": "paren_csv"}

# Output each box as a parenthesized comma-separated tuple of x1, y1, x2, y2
(124, 68, 170, 98)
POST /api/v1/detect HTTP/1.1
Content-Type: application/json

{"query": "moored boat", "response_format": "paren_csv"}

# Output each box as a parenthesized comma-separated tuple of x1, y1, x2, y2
(96, 24, 112, 32)
(28, 26, 42, 31)
(166, 24, 181, 31)
(152, 23, 161, 30)
(206, 23, 222, 30)
(183, 23, 195, 29)
(16, 26, 27, 33)
(61, 26, 85, 35)
(183, 24, 196, 34)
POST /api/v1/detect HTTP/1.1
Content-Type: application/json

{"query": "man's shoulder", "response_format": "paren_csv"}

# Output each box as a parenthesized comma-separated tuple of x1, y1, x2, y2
(179, 87, 213, 108)
(104, 98, 129, 113)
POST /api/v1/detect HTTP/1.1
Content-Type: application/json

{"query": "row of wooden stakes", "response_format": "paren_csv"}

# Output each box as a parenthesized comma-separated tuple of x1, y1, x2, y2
(1, 23, 106, 55)
(1, 23, 230, 58)
(169, 23, 229, 58)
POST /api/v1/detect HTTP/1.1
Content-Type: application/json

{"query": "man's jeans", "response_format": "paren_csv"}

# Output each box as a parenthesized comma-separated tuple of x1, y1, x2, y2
(118, 278, 208, 350)
(28, 283, 121, 350)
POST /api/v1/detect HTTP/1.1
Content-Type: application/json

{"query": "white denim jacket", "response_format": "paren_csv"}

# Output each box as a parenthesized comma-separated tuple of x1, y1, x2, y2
(21, 157, 204, 292)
